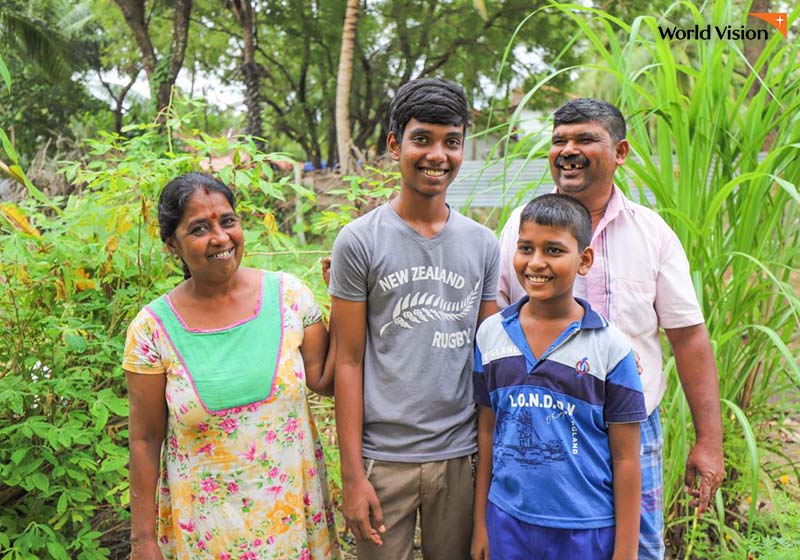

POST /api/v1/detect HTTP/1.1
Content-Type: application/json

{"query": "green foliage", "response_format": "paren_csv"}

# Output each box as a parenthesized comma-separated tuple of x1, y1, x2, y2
(311, 166, 399, 234)
(0, 105, 333, 557)
(499, 1, 800, 556)
(0, 0, 91, 81)
(0, 52, 104, 164)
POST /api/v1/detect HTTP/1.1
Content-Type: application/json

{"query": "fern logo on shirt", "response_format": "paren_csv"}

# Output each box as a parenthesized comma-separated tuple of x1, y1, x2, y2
(376, 266, 480, 349)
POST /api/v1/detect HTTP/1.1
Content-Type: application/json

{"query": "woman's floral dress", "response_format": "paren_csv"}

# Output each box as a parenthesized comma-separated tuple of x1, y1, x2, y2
(123, 271, 339, 559)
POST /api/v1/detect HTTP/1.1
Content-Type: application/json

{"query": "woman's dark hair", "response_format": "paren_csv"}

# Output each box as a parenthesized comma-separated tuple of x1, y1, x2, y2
(388, 78, 469, 142)
(157, 172, 236, 279)
(519, 193, 592, 251)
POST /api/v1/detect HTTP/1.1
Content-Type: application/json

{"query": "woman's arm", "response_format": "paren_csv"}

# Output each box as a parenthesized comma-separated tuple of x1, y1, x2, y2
(471, 405, 495, 560)
(302, 320, 334, 396)
(608, 422, 642, 560)
(126, 371, 168, 560)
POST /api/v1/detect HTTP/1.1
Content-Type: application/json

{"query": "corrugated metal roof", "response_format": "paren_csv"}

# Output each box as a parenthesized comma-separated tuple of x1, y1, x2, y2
(447, 159, 554, 209)
(447, 159, 658, 208)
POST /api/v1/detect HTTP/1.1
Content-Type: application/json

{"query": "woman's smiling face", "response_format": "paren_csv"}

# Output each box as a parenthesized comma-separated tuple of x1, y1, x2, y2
(167, 189, 244, 282)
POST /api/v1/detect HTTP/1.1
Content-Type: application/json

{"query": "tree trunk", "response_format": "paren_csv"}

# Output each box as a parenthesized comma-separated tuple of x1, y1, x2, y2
(229, 0, 264, 147)
(335, 0, 360, 174)
(745, 0, 769, 99)
(156, 0, 192, 113)
(112, 0, 192, 116)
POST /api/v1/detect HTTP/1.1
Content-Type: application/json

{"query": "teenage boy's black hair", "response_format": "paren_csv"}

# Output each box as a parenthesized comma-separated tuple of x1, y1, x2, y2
(388, 78, 469, 142)
(553, 98, 627, 144)
(519, 194, 592, 251)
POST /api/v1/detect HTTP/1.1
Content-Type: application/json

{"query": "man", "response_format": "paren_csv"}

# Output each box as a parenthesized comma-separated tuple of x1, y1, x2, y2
(329, 78, 500, 560)
(496, 98, 724, 559)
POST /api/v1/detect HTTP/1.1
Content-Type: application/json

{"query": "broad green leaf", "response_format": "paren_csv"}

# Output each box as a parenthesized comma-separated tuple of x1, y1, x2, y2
(64, 331, 88, 352)
(103, 394, 128, 416)
(46, 541, 69, 560)
(99, 455, 128, 473)
(29, 473, 49, 492)
(57, 493, 69, 514)
(57, 430, 72, 448)
(10, 447, 29, 465)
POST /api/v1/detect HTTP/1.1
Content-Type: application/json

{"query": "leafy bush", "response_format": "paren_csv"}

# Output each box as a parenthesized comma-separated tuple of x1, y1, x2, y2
(0, 103, 335, 558)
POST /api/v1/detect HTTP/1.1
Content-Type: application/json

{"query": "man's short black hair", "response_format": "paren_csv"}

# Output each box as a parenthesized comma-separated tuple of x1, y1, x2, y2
(388, 78, 469, 141)
(553, 98, 626, 144)
(519, 193, 592, 251)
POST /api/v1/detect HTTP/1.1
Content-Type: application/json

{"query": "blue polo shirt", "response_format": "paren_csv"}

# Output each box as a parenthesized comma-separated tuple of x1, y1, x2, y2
(474, 297, 647, 529)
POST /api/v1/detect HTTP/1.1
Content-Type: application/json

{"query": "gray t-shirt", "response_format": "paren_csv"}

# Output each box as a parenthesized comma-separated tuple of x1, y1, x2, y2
(329, 203, 500, 462)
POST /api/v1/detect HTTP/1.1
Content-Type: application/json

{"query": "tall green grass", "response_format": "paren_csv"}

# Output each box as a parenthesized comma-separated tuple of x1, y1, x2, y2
(495, 0, 800, 555)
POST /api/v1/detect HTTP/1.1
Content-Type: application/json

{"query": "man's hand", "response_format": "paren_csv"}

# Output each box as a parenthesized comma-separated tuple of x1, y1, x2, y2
(342, 475, 385, 545)
(685, 439, 725, 515)
(665, 323, 724, 517)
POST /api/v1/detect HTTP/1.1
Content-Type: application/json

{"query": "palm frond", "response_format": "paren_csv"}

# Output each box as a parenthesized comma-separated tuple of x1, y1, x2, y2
(0, 9, 79, 81)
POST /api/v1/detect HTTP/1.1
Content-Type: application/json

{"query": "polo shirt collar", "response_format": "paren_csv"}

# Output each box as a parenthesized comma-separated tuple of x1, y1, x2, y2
(501, 296, 607, 330)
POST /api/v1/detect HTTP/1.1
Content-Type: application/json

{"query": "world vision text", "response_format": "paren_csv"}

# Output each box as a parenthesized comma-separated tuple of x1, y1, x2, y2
(658, 24, 769, 41)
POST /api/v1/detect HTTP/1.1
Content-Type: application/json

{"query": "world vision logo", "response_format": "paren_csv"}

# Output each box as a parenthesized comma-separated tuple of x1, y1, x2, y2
(749, 12, 788, 37)
(657, 12, 788, 41)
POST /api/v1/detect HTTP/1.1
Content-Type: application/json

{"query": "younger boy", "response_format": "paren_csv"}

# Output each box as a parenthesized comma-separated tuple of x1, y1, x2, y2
(329, 78, 500, 559)
(472, 194, 646, 560)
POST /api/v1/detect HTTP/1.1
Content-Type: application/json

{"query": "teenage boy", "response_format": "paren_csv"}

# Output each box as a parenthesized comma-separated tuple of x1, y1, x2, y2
(496, 99, 724, 558)
(329, 78, 500, 560)
(472, 193, 646, 560)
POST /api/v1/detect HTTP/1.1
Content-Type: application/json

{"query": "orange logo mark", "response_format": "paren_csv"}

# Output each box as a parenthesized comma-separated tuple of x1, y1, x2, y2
(749, 12, 788, 38)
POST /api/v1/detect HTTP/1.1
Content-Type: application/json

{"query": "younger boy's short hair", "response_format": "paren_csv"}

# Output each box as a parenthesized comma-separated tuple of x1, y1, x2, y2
(388, 78, 469, 142)
(519, 194, 592, 251)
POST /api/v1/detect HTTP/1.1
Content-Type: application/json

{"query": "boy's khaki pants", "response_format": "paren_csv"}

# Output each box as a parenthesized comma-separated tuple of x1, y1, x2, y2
(355, 455, 475, 560)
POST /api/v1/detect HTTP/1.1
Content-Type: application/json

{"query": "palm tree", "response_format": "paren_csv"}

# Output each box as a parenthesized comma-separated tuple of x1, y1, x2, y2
(335, 0, 360, 174)
(0, 2, 85, 82)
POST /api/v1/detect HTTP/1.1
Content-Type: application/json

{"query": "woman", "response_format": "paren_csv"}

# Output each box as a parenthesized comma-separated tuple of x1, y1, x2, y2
(123, 172, 339, 559)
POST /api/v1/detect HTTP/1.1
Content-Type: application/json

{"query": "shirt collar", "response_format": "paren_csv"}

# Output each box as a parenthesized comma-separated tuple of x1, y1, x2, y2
(501, 296, 608, 330)
(593, 184, 634, 236)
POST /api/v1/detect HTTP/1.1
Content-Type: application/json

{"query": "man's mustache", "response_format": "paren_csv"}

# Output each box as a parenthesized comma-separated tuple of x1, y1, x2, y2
(555, 155, 590, 167)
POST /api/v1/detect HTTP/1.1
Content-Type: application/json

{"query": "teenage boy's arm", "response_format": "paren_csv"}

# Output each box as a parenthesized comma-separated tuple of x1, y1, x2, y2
(665, 323, 724, 515)
(471, 405, 495, 560)
(608, 422, 641, 560)
(332, 296, 385, 545)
